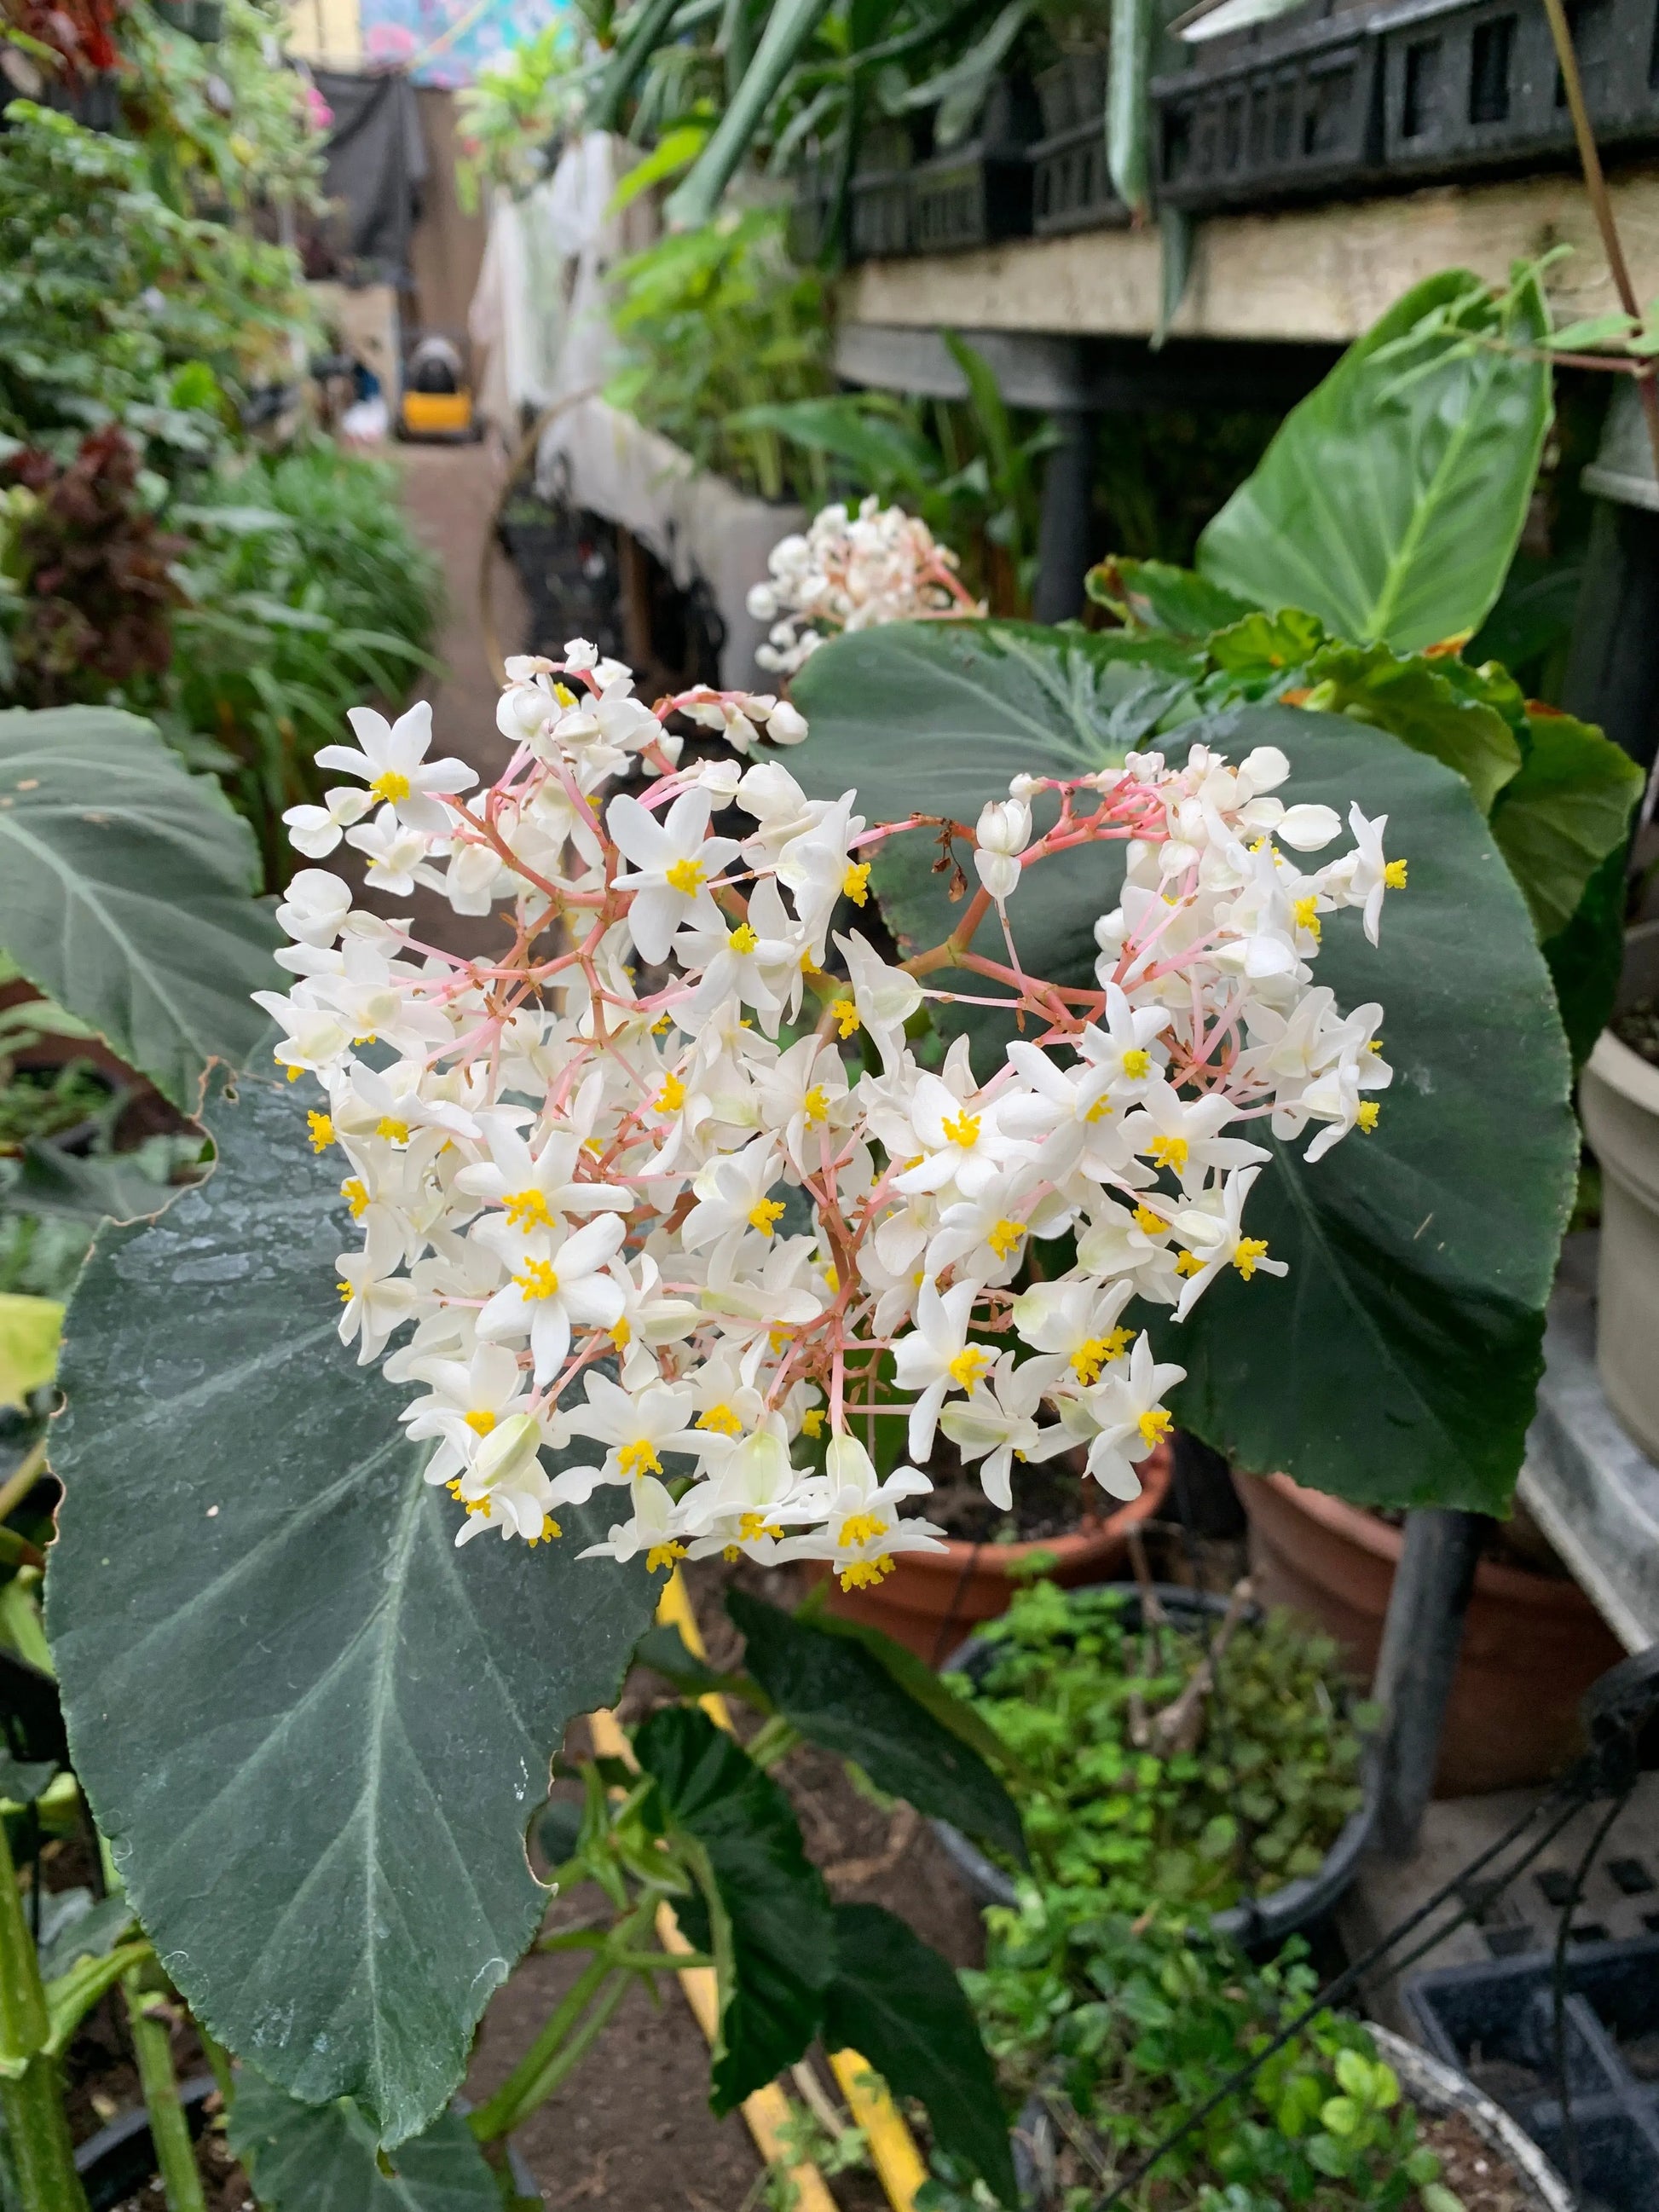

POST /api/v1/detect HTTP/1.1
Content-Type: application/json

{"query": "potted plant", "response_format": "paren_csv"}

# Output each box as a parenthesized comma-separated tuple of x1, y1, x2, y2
(931, 1579, 1378, 1949)
(1578, 917, 1659, 1464)
(810, 1443, 1171, 1660)
(964, 1912, 1572, 2211)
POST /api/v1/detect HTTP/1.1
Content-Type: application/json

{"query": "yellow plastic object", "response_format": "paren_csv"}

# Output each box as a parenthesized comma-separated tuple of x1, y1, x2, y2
(0, 1295, 61, 1410)
(653, 1568, 929, 2212)
(401, 390, 472, 436)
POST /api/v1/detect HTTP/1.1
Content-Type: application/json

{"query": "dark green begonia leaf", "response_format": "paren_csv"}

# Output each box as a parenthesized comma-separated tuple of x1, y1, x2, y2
(0, 707, 282, 1108)
(634, 1704, 833, 2113)
(725, 1590, 1025, 1862)
(824, 1902, 1016, 2206)
(47, 1074, 654, 2146)
(228, 2071, 500, 2211)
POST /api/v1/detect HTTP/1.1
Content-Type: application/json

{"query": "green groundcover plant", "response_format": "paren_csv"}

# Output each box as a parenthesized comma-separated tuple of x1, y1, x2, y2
(950, 1582, 1368, 1919)
(0, 268, 1628, 2210)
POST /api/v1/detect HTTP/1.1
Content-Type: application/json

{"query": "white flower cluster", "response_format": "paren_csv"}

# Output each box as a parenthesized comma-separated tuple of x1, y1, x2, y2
(257, 643, 1401, 1585)
(747, 495, 985, 676)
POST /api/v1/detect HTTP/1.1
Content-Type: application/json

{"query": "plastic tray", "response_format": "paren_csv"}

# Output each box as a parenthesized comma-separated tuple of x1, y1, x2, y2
(930, 1584, 1380, 1956)
(1032, 119, 1130, 235)
(1033, 48, 1107, 137)
(1405, 1933, 1659, 2212)
(1154, 9, 1386, 210)
(1375, 0, 1659, 181)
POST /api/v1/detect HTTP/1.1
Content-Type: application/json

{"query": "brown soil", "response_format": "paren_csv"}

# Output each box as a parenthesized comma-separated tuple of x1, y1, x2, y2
(1612, 996, 1659, 1071)
(1415, 2107, 1536, 2212)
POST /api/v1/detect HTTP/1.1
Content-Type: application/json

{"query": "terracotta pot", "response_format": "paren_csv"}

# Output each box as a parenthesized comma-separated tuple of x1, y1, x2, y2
(1240, 1471, 1624, 1795)
(811, 1445, 1172, 1662)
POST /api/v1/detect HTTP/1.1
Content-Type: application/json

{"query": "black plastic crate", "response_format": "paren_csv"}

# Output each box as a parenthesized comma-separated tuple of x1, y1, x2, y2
(1377, 0, 1659, 179)
(1405, 1934, 1659, 2212)
(1154, 10, 1385, 210)
(847, 122, 915, 262)
(1033, 47, 1107, 136)
(909, 76, 1038, 253)
(789, 155, 836, 263)
(1032, 118, 1130, 234)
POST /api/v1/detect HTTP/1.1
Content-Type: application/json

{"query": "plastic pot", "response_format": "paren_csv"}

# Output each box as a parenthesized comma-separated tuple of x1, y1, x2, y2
(1011, 2024, 1573, 2209)
(1579, 919, 1659, 1465)
(808, 1445, 1171, 1661)
(930, 1584, 1379, 1955)
(1240, 1472, 1624, 1793)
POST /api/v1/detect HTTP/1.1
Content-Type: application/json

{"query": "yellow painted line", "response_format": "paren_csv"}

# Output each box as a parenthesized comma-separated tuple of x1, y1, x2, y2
(651, 1568, 929, 2212)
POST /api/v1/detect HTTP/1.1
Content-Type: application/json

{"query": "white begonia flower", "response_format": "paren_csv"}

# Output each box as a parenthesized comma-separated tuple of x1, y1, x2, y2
(475, 1212, 627, 1383)
(1057, 1332, 1187, 1499)
(973, 797, 1032, 904)
(939, 1351, 1071, 1510)
(452, 1412, 564, 1545)
(1167, 1164, 1291, 1317)
(889, 1278, 991, 1461)
(606, 788, 740, 965)
(343, 806, 436, 896)
(679, 1135, 788, 1251)
(276, 870, 354, 948)
(779, 1430, 942, 1589)
(281, 784, 373, 859)
(565, 1372, 703, 1485)
(1329, 803, 1407, 945)
(404, 1342, 535, 1490)
(315, 701, 477, 835)
(578, 1473, 691, 1570)
(832, 930, 923, 1063)
(1010, 1275, 1138, 1386)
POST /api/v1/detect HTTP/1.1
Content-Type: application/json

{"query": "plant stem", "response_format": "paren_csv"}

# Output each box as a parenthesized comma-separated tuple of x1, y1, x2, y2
(121, 1972, 205, 2212)
(1539, 0, 1659, 473)
(482, 1972, 633, 2139)
(469, 1894, 656, 2143)
(0, 1821, 87, 2212)
(743, 1716, 800, 1770)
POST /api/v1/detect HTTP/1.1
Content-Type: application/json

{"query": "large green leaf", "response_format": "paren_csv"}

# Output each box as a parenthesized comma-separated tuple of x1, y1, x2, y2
(1540, 844, 1628, 1069)
(823, 1903, 1015, 2207)
(1196, 271, 1552, 653)
(724, 1590, 1026, 1863)
(1085, 557, 1257, 638)
(228, 2071, 500, 2212)
(1489, 709, 1642, 940)
(634, 1704, 833, 2113)
(793, 623, 1576, 1511)
(45, 1075, 654, 2146)
(0, 707, 282, 1108)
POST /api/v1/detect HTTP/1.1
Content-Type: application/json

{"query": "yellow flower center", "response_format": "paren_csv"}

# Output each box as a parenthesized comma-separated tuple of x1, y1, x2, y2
(514, 1260, 560, 1300)
(840, 1556, 896, 1591)
(1384, 858, 1408, 889)
(618, 1440, 662, 1479)
(728, 923, 759, 955)
(652, 1014, 673, 1035)
(1367, 1037, 1384, 1054)
(802, 1084, 830, 1124)
(1356, 1101, 1380, 1133)
(947, 1345, 991, 1389)
(341, 1177, 369, 1221)
(1148, 1135, 1188, 1174)
(749, 1198, 786, 1236)
(800, 1407, 824, 1438)
(611, 1317, 633, 1348)
(503, 1188, 555, 1231)
(655, 1072, 686, 1113)
(1084, 1096, 1113, 1123)
(665, 857, 706, 895)
(1120, 1047, 1152, 1079)
(739, 1511, 784, 1541)
(838, 1511, 889, 1549)
(1132, 1205, 1167, 1236)
(1293, 895, 1321, 940)
(830, 997, 861, 1039)
(553, 682, 576, 707)
(307, 1112, 333, 1152)
(1138, 1406, 1173, 1449)
(465, 1409, 497, 1435)
(1234, 1237, 1270, 1279)
(285, 1063, 303, 1082)
(697, 1404, 744, 1436)
(940, 1110, 980, 1149)
(526, 1515, 562, 1547)
(1175, 1251, 1205, 1276)
(841, 862, 870, 904)
(370, 769, 411, 805)
(987, 1219, 1024, 1261)
(645, 1541, 688, 1573)
(337, 1279, 353, 1303)
(377, 1117, 410, 1143)
(1071, 1331, 1131, 1384)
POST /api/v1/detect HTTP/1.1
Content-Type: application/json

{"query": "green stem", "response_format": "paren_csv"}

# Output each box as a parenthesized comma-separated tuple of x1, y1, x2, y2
(0, 1822, 87, 2212)
(478, 1972, 633, 2140)
(468, 1896, 654, 2143)
(743, 1716, 800, 1770)
(121, 1972, 206, 2212)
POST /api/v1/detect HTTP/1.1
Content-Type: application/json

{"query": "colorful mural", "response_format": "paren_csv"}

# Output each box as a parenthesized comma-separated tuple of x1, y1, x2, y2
(358, 0, 562, 89)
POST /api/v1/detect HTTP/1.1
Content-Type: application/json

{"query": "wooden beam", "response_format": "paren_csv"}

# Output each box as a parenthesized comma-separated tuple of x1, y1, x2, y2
(838, 164, 1659, 344)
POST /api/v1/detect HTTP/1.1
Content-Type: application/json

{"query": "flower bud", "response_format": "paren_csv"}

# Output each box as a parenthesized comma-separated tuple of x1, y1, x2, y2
(975, 798, 1032, 856)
